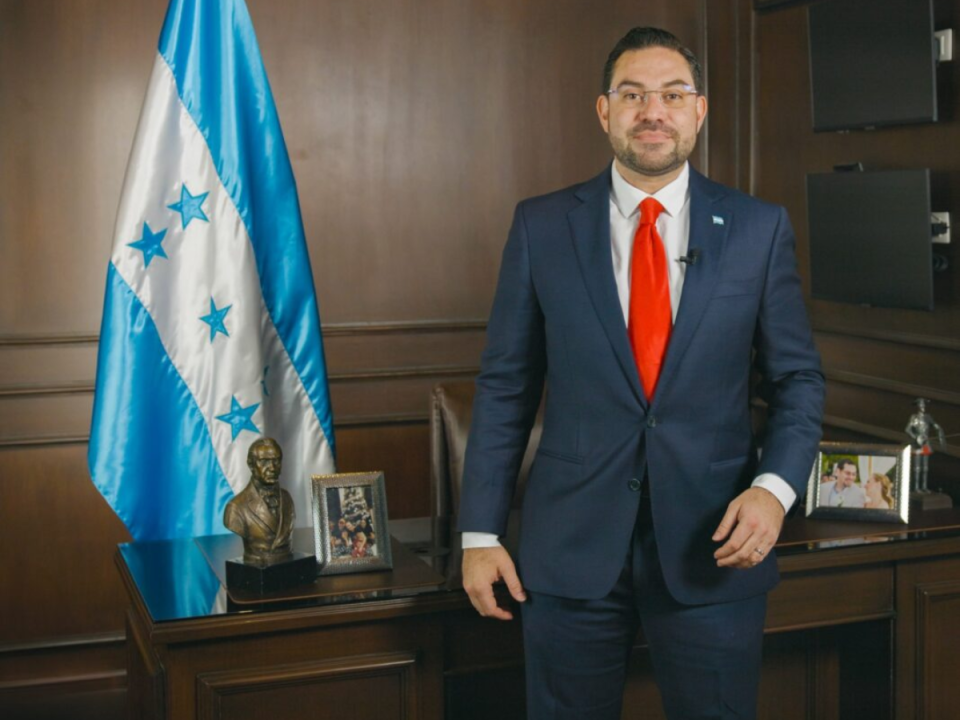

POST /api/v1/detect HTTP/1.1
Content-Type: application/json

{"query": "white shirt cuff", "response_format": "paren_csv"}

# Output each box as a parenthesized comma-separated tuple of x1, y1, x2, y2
(752, 473, 797, 513)
(461, 531, 502, 549)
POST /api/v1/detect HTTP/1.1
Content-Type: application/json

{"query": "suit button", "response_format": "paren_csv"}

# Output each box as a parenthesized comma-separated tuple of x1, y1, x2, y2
(646, 415, 657, 428)
(628, 478, 642, 492)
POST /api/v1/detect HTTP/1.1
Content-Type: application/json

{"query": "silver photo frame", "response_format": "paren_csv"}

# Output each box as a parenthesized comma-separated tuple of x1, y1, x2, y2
(312, 471, 393, 575)
(805, 442, 911, 523)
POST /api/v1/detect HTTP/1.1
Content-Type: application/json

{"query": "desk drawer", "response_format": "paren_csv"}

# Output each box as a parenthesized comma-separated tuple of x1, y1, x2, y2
(767, 566, 894, 632)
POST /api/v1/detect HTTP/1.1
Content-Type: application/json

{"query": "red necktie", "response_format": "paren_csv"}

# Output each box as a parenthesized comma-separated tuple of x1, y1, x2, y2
(628, 197, 672, 400)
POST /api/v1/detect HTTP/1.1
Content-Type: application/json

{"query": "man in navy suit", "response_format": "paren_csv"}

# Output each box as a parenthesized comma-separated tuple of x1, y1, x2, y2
(458, 26, 825, 719)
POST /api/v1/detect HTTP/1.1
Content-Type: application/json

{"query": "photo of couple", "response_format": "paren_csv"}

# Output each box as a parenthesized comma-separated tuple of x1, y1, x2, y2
(818, 455, 897, 510)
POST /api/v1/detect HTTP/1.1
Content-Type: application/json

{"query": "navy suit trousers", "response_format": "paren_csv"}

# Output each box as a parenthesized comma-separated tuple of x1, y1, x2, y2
(521, 493, 767, 720)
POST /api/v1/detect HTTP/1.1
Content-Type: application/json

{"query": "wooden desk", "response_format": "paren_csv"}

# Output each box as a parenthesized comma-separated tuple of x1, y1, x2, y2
(119, 512, 960, 720)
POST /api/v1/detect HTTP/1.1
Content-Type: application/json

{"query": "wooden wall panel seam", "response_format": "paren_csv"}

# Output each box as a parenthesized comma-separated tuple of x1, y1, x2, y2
(0, 670, 125, 693)
(0, 416, 433, 449)
(0, 335, 98, 347)
(323, 320, 487, 337)
(0, 434, 89, 448)
(0, 320, 488, 347)
(0, 365, 480, 397)
(763, 611, 896, 635)
(821, 413, 960, 459)
(0, 632, 124, 655)
(823, 369, 960, 408)
(813, 326, 960, 353)
(329, 366, 479, 383)
(0, 382, 93, 398)
(335, 414, 429, 427)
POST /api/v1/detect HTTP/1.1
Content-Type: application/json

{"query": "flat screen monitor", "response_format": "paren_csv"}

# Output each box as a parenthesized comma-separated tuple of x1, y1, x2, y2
(806, 170, 933, 310)
(809, 0, 937, 131)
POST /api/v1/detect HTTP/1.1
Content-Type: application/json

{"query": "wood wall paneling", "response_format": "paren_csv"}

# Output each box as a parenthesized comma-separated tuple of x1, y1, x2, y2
(703, 0, 755, 192)
(0, 445, 131, 646)
(336, 422, 431, 520)
(752, 2, 960, 504)
(0, 0, 169, 336)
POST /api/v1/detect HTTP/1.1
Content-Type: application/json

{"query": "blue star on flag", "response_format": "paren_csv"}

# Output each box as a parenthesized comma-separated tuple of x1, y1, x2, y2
(199, 297, 231, 342)
(128, 222, 168, 267)
(216, 396, 260, 441)
(168, 184, 209, 229)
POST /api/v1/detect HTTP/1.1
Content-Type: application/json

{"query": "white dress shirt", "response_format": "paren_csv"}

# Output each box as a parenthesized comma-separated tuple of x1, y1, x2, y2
(463, 163, 795, 549)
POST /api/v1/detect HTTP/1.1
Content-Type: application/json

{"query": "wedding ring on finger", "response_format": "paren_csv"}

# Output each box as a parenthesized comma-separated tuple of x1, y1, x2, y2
(754, 548, 765, 557)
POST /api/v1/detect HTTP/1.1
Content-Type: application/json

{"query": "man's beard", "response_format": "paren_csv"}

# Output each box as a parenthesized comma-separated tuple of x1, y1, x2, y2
(609, 122, 693, 177)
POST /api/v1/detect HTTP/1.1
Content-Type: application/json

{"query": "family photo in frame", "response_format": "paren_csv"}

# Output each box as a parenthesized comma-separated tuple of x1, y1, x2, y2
(805, 442, 911, 523)
(312, 472, 393, 575)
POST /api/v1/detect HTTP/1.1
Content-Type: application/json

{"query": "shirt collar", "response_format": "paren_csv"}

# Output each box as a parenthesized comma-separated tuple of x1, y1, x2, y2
(610, 161, 690, 220)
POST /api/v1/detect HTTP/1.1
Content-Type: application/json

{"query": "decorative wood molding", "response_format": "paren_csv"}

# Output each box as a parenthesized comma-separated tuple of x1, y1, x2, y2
(0, 631, 124, 656)
(0, 334, 98, 347)
(0, 631, 126, 696)
(780, 536, 960, 575)
(0, 320, 488, 348)
(0, 434, 90, 449)
(0, 382, 94, 399)
(813, 325, 960, 353)
(824, 369, 960, 408)
(196, 651, 419, 720)
(0, 365, 478, 399)
(914, 580, 960, 720)
(0, 416, 433, 448)
(0, 670, 125, 693)
(821, 413, 960, 459)
(329, 366, 478, 383)
(323, 319, 486, 337)
(335, 413, 429, 428)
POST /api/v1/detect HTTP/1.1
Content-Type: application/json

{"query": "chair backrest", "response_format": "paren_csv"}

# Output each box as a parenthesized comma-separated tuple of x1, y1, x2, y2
(429, 381, 542, 517)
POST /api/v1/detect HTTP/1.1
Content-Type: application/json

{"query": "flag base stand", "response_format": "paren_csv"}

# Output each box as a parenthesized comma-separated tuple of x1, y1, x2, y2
(225, 552, 317, 595)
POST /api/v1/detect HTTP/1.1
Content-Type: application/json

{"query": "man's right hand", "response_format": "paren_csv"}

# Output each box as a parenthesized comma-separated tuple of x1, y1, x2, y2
(462, 546, 527, 620)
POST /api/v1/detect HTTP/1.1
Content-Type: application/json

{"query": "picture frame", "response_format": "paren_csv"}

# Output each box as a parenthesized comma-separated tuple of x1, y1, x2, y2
(312, 471, 393, 575)
(805, 442, 911, 523)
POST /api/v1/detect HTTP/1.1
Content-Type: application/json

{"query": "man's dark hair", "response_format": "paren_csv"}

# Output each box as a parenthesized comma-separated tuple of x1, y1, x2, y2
(602, 27, 704, 95)
(835, 459, 856, 472)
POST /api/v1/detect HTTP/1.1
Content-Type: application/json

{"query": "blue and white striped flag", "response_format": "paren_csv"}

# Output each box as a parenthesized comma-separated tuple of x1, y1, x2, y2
(89, 0, 336, 542)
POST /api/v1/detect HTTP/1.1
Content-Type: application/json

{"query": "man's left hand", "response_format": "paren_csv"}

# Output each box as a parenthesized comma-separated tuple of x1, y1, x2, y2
(712, 487, 785, 569)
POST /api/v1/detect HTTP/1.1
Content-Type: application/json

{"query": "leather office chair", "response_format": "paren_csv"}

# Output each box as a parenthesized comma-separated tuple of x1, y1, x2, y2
(429, 381, 543, 519)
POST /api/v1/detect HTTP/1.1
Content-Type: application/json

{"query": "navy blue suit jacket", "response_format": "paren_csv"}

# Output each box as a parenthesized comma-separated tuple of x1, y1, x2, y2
(458, 166, 825, 605)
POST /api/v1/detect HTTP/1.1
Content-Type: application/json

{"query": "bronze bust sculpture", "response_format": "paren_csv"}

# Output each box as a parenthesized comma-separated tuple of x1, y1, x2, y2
(224, 437, 296, 565)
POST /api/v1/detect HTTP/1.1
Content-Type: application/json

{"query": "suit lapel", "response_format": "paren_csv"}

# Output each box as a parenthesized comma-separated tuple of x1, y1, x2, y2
(653, 169, 730, 404)
(568, 169, 646, 407)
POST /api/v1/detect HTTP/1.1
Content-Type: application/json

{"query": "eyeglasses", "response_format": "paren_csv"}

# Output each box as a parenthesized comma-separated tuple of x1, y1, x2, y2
(606, 84, 698, 110)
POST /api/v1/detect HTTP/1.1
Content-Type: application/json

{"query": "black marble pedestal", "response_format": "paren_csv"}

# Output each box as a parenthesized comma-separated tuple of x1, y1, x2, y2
(225, 552, 317, 595)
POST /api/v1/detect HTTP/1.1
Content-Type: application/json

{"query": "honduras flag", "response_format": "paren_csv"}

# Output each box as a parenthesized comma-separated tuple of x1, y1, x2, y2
(89, 0, 336, 542)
